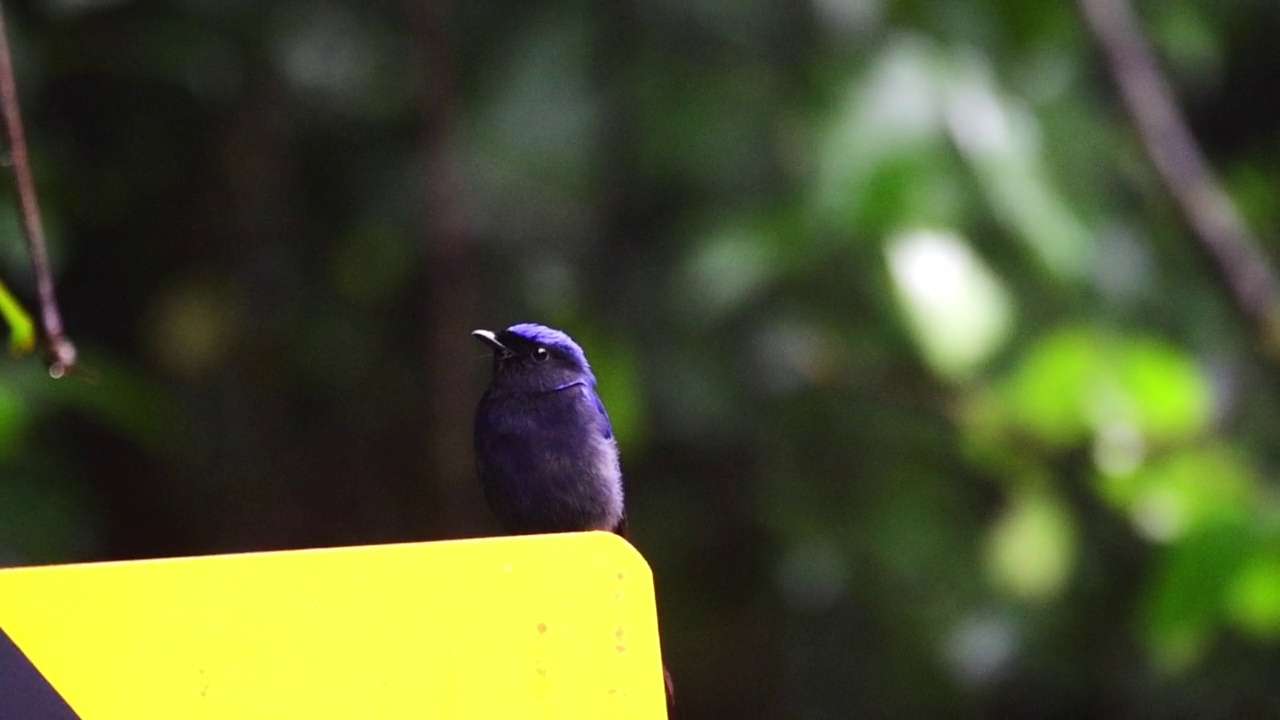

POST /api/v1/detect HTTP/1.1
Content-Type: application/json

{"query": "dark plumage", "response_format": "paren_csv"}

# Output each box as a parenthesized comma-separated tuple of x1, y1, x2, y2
(472, 323, 626, 535)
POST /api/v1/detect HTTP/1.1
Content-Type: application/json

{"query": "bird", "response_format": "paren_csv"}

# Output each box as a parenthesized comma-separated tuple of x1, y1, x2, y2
(472, 322, 674, 710)
(471, 323, 626, 536)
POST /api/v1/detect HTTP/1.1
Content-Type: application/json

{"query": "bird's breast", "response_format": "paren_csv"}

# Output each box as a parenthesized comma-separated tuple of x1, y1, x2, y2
(475, 389, 624, 533)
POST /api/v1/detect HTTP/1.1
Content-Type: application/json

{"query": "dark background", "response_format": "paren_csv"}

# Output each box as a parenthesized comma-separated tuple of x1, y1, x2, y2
(2, 0, 1279, 717)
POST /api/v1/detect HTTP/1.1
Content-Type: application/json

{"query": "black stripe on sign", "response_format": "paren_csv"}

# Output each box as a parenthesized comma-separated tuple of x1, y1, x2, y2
(0, 626, 80, 719)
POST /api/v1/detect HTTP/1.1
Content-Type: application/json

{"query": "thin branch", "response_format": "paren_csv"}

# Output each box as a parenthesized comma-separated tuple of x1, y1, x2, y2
(1078, 0, 1280, 353)
(0, 4, 76, 377)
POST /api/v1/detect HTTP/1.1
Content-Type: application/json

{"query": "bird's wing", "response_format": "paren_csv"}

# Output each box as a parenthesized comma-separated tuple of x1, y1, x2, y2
(588, 386, 626, 536)
(588, 386, 614, 440)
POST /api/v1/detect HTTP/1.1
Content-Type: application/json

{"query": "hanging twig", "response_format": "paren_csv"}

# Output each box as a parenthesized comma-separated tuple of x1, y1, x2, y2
(0, 3, 76, 377)
(1078, 0, 1280, 354)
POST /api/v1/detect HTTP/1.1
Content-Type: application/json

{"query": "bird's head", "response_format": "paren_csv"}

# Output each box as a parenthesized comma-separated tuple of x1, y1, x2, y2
(472, 323, 596, 393)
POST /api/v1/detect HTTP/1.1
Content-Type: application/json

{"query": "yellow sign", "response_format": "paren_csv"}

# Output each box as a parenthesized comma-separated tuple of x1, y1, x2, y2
(0, 532, 668, 718)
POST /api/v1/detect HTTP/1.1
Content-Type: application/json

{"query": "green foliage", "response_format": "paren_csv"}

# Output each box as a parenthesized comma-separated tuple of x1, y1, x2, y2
(0, 280, 36, 356)
(999, 327, 1212, 448)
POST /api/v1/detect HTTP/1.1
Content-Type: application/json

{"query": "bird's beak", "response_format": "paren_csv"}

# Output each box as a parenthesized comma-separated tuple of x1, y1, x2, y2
(471, 329, 508, 353)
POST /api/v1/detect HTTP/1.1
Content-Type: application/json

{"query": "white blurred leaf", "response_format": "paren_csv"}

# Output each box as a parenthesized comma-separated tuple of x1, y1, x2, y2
(887, 228, 1014, 380)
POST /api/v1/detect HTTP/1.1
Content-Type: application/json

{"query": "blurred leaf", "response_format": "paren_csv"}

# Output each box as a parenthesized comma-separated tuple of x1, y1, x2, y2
(1002, 326, 1099, 446)
(1001, 327, 1211, 449)
(943, 52, 1094, 279)
(814, 36, 949, 232)
(0, 280, 37, 356)
(1095, 445, 1254, 543)
(1115, 338, 1212, 443)
(1225, 547, 1280, 638)
(859, 150, 966, 234)
(886, 228, 1014, 380)
(985, 487, 1076, 601)
(1144, 520, 1252, 672)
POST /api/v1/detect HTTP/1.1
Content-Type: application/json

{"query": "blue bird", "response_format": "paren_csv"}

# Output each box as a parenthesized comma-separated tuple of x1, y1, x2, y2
(471, 323, 627, 536)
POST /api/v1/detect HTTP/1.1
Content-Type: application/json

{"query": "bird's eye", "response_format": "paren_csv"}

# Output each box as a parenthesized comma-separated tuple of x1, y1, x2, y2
(533, 347, 551, 362)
